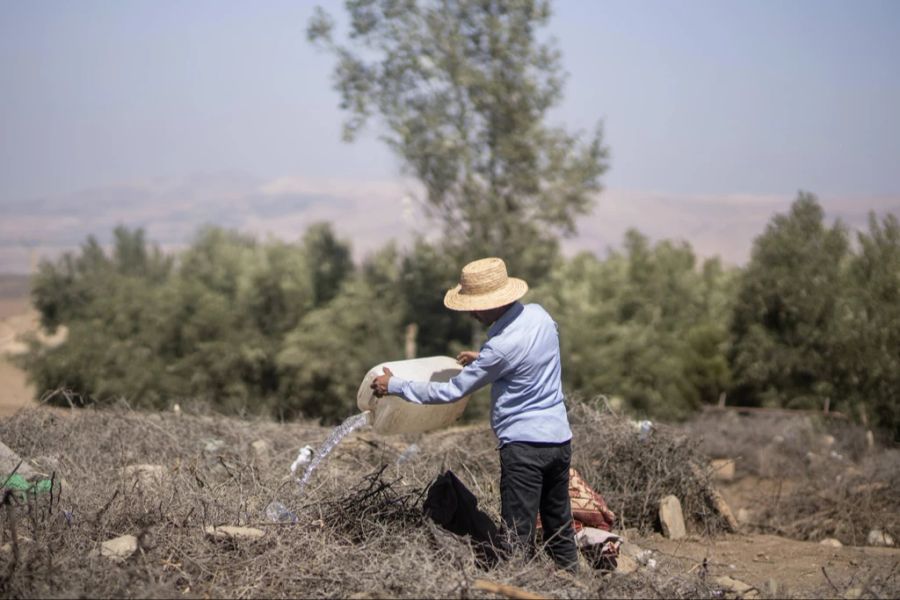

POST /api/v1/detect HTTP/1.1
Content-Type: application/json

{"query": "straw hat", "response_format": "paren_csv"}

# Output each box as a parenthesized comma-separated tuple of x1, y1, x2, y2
(443, 258, 528, 311)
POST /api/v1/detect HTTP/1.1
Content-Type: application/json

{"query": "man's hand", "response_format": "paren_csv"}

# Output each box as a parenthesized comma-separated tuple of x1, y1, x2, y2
(370, 367, 393, 398)
(456, 351, 478, 366)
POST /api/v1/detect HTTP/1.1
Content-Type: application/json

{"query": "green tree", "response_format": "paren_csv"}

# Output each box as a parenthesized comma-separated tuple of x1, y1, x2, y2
(531, 230, 734, 420)
(308, 0, 608, 282)
(302, 223, 354, 306)
(840, 212, 900, 438)
(729, 192, 849, 410)
(277, 277, 404, 422)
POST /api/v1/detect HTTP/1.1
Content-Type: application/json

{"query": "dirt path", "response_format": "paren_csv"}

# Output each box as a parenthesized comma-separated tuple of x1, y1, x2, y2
(628, 530, 899, 598)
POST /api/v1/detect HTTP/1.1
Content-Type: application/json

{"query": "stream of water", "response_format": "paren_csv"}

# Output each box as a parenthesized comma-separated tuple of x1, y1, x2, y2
(295, 411, 371, 494)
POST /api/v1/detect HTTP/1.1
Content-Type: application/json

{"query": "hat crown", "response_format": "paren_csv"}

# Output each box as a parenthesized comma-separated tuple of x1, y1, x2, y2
(459, 258, 509, 296)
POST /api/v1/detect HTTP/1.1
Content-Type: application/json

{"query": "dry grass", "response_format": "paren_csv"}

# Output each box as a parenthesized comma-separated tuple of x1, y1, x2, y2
(682, 407, 900, 548)
(0, 401, 756, 598)
(759, 449, 900, 546)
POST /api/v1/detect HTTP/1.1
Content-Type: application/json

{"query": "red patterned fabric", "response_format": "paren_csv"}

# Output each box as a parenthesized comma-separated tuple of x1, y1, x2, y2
(568, 468, 616, 532)
(536, 468, 616, 532)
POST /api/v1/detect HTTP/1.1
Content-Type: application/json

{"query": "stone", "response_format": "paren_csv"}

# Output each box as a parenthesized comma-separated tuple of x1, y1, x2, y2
(204, 525, 265, 541)
(710, 458, 736, 481)
(658, 495, 687, 540)
(251, 440, 271, 459)
(0, 440, 37, 480)
(203, 439, 226, 454)
(867, 529, 895, 547)
(737, 508, 752, 524)
(820, 538, 843, 548)
(715, 575, 759, 599)
(844, 587, 863, 599)
(615, 554, 638, 574)
(820, 434, 835, 448)
(100, 534, 138, 562)
(619, 541, 644, 559)
(122, 464, 166, 492)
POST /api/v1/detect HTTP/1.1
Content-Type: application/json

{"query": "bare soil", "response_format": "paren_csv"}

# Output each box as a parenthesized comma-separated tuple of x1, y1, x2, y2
(0, 275, 36, 415)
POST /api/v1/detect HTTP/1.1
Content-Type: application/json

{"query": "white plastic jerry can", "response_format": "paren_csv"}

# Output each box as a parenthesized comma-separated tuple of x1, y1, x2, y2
(357, 356, 471, 435)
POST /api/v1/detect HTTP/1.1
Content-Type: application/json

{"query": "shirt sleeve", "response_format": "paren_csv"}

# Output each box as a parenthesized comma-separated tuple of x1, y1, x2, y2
(386, 345, 508, 404)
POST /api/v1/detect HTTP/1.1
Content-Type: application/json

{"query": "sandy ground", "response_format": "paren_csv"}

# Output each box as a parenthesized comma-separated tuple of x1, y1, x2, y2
(627, 530, 899, 597)
(0, 278, 37, 416)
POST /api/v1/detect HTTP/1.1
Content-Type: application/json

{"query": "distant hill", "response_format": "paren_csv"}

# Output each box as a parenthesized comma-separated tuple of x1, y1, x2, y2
(2, 172, 897, 273)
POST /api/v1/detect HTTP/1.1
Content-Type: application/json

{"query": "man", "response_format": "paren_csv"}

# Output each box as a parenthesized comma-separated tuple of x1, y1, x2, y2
(371, 257, 578, 571)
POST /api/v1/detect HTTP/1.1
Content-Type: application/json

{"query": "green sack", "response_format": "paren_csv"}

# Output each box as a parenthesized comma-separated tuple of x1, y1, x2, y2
(2, 473, 55, 500)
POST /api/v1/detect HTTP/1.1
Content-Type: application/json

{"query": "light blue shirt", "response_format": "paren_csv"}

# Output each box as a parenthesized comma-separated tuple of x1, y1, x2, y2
(387, 302, 572, 446)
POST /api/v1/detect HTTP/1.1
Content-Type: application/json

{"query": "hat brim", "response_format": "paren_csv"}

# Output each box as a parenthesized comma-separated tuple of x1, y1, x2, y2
(443, 278, 528, 312)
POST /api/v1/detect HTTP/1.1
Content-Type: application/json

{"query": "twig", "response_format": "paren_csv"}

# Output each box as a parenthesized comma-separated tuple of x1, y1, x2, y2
(473, 578, 548, 600)
(1, 460, 23, 489)
(93, 489, 119, 526)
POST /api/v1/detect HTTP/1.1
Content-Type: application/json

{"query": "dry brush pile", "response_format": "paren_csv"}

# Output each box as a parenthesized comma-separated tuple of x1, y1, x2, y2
(683, 408, 900, 547)
(0, 401, 741, 598)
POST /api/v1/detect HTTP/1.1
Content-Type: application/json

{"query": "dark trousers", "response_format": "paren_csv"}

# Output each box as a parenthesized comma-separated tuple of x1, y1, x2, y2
(499, 441, 578, 570)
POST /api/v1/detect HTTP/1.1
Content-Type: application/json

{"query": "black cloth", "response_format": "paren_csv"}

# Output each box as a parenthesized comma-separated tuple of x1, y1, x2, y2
(500, 440, 578, 570)
(423, 470, 501, 565)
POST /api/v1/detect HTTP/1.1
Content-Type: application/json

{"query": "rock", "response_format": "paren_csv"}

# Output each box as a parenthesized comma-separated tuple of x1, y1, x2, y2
(737, 508, 753, 525)
(708, 485, 739, 532)
(710, 458, 735, 481)
(203, 439, 226, 454)
(122, 464, 166, 492)
(715, 575, 759, 599)
(658, 495, 687, 540)
(821, 434, 836, 448)
(844, 587, 863, 599)
(100, 534, 138, 562)
(867, 529, 895, 547)
(615, 554, 638, 574)
(820, 538, 843, 548)
(1, 537, 32, 554)
(0, 440, 37, 480)
(619, 541, 644, 559)
(204, 525, 265, 541)
(251, 440, 271, 459)
(806, 451, 826, 470)
(865, 430, 874, 451)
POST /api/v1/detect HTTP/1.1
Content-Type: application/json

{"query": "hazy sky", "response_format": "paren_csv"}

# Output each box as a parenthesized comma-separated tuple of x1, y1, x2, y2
(1, 0, 899, 271)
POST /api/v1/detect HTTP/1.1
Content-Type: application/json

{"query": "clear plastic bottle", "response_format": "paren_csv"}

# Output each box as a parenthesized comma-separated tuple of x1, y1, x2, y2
(265, 501, 297, 523)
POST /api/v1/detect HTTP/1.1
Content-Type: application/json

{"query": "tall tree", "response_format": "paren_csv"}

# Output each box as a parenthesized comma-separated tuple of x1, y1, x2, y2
(308, 0, 608, 282)
(302, 223, 355, 306)
(729, 192, 849, 409)
(841, 212, 900, 438)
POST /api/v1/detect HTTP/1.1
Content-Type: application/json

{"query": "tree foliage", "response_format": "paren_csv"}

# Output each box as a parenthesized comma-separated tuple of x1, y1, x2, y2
(308, 0, 608, 282)
(840, 213, 900, 438)
(729, 192, 849, 410)
(531, 231, 735, 420)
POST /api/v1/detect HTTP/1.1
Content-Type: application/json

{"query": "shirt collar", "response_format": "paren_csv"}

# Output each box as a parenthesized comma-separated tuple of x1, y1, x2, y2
(487, 301, 524, 338)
